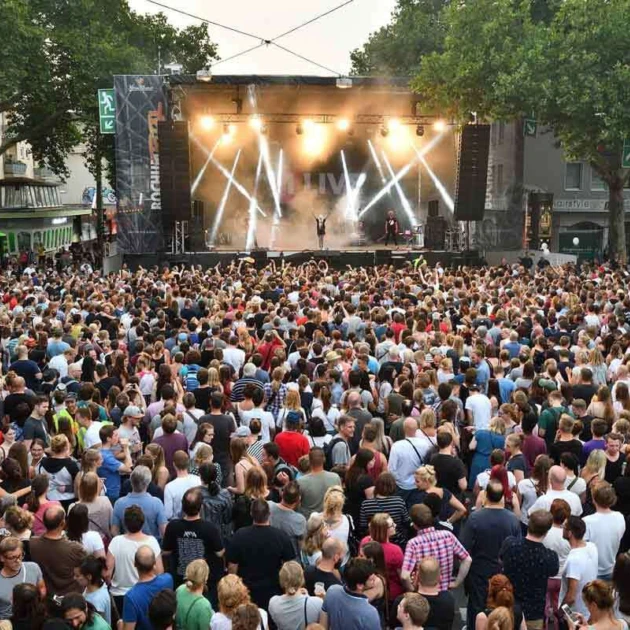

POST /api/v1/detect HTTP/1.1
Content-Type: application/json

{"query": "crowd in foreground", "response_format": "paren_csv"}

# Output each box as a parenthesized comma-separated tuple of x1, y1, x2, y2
(0, 256, 629, 630)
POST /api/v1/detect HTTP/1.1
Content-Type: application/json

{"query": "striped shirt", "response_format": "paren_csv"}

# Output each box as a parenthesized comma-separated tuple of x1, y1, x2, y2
(359, 495, 410, 547)
(248, 438, 265, 464)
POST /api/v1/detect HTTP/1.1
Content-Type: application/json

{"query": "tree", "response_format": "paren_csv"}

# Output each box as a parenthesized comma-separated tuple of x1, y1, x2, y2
(413, 0, 630, 262)
(349, 0, 450, 76)
(0, 0, 218, 180)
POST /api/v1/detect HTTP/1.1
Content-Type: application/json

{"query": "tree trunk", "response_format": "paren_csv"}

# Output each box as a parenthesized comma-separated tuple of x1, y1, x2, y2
(608, 176, 626, 264)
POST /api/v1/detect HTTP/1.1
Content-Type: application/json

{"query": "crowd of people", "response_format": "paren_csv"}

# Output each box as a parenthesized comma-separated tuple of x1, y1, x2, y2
(0, 256, 629, 630)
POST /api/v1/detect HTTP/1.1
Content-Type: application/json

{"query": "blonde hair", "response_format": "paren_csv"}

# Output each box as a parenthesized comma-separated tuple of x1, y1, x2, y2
(218, 575, 250, 617)
(487, 607, 514, 630)
(185, 559, 209, 589)
(279, 561, 305, 595)
(415, 465, 437, 486)
(584, 449, 607, 480)
(489, 416, 506, 435)
(50, 434, 69, 455)
(194, 444, 214, 468)
(368, 513, 391, 543)
(284, 390, 301, 411)
(322, 486, 345, 520)
(418, 409, 437, 430)
(208, 367, 221, 387)
(303, 513, 328, 556)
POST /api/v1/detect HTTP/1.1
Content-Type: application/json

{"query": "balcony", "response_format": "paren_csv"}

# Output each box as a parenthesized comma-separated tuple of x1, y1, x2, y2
(4, 162, 27, 176)
(34, 166, 56, 181)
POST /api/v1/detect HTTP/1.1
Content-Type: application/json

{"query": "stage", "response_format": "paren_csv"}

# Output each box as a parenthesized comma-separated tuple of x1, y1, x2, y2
(122, 246, 484, 271)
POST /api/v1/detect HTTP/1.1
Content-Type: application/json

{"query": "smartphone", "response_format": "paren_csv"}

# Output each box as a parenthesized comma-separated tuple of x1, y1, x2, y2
(561, 604, 579, 623)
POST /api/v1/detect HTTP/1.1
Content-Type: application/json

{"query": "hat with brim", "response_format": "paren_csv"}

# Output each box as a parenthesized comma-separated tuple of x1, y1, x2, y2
(325, 351, 339, 362)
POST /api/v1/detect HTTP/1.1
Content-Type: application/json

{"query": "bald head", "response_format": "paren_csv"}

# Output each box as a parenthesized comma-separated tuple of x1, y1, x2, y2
(43, 505, 65, 532)
(404, 417, 419, 437)
(135, 545, 157, 574)
(347, 391, 362, 409)
(417, 556, 440, 588)
(549, 465, 566, 489)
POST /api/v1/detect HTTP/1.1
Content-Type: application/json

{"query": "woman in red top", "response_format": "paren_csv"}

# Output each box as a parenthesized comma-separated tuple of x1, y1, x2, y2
(360, 513, 404, 600)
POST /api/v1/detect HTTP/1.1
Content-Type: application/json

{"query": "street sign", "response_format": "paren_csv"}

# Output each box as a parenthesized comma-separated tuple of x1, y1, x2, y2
(524, 118, 537, 137)
(98, 88, 116, 135)
(623, 138, 630, 168)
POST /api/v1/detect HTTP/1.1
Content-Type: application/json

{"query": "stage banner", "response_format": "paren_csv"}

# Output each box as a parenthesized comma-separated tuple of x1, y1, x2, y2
(114, 75, 167, 254)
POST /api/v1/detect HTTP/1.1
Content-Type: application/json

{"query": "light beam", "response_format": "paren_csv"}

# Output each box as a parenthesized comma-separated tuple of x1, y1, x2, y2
(191, 138, 221, 195)
(209, 150, 241, 247)
(246, 151, 264, 251)
(382, 151, 417, 227)
(367, 140, 387, 185)
(412, 145, 455, 211)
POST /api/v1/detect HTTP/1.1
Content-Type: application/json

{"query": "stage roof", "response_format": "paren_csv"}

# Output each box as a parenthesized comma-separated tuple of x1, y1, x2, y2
(167, 74, 413, 90)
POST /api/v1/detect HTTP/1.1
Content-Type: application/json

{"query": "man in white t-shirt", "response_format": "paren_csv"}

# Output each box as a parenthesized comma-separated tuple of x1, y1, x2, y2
(77, 407, 103, 449)
(560, 515, 598, 617)
(465, 385, 492, 430)
(239, 389, 275, 443)
(529, 466, 583, 516)
(164, 451, 201, 520)
(389, 418, 432, 497)
(222, 336, 246, 374)
(584, 482, 626, 579)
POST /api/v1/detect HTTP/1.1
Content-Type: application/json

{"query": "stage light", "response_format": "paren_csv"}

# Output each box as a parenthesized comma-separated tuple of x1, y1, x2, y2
(433, 120, 447, 132)
(220, 133, 232, 145)
(249, 116, 263, 131)
(222, 123, 236, 136)
(196, 67, 212, 82)
(380, 126, 389, 138)
(336, 77, 353, 89)
(388, 118, 401, 131)
(260, 124, 268, 135)
(303, 119, 316, 132)
(303, 124, 327, 157)
(416, 125, 425, 137)
(296, 123, 304, 135)
(337, 119, 350, 132)
(199, 116, 215, 131)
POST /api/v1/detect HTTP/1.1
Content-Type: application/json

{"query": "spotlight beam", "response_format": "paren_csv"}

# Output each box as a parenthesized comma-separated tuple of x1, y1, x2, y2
(412, 146, 455, 211)
(367, 140, 387, 185)
(269, 149, 284, 249)
(341, 151, 367, 221)
(358, 132, 445, 219)
(261, 138, 282, 218)
(209, 150, 241, 247)
(190, 135, 266, 216)
(246, 151, 264, 251)
(191, 138, 221, 195)
(382, 151, 417, 227)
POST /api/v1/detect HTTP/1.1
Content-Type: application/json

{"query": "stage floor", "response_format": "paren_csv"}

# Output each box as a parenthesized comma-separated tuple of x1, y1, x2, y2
(124, 247, 483, 270)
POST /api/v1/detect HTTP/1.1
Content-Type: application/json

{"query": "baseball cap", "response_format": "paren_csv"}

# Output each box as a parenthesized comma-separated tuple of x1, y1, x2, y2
(123, 405, 144, 418)
(231, 426, 252, 439)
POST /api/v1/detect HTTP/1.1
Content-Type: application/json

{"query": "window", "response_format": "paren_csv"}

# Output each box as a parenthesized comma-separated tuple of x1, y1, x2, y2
(565, 163, 583, 190)
(498, 122, 505, 144)
(17, 231, 31, 251)
(497, 164, 504, 193)
(591, 169, 607, 191)
(491, 165, 496, 193)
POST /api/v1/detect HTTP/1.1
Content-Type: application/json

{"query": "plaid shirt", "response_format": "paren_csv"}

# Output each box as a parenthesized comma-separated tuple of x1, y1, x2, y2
(402, 527, 470, 591)
(263, 382, 287, 421)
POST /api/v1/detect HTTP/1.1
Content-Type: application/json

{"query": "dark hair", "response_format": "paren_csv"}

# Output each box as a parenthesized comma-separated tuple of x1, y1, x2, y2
(436, 431, 452, 449)
(250, 498, 270, 524)
(66, 504, 89, 542)
(61, 593, 95, 626)
(148, 589, 177, 630)
(613, 553, 630, 616)
(374, 472, 397, 497)
(565, 515, 586, 540)
(345, 448, 374, 490)
(182, 487, 203, 517)
(79, 555, 107, 587)
(281, 481, 301, 506)
(485, 480, 504, 504)
(12, 583, 47, 627)
(123, 505, 145, 533)
(528, 510, 553, 537)
(560, 452, 580, 476)
(344, 557, 376, 591)
(262, 442, 280, 461)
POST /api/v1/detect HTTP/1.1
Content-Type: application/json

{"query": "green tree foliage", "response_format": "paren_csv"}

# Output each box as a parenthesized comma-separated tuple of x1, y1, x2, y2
(0, 0, 218, 181)
(349, 0, 450, 76)
(413, 0, 630, 261)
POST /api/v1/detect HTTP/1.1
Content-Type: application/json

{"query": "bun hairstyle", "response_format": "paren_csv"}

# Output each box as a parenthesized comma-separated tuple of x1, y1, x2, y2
(185, 558, 210, 590)
(279, 561, 304, 596)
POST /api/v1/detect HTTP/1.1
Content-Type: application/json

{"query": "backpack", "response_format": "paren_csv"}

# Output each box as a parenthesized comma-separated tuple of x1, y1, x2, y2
(184, 364, 200, 392)
(200, 486, 233, 544)
(324, 437, 348, 471)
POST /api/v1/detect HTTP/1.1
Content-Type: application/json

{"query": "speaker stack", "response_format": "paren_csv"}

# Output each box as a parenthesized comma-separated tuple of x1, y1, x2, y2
(454, 124, 491, 222)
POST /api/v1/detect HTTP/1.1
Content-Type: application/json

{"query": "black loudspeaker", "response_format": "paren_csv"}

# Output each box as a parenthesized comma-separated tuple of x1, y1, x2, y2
(428, 200, 439, 218)
(454, 124, 491, 221)
(158, 121, 192, 231)
(425, 216, 447, 249)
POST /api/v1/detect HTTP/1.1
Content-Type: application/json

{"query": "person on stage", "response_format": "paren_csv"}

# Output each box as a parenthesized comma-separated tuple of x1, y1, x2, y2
(314, 213, 329, 250)
(384, 210, 400, 246)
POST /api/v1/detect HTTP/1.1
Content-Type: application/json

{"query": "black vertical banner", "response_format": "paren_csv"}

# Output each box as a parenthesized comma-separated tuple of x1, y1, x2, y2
(114, 75, 167, 254)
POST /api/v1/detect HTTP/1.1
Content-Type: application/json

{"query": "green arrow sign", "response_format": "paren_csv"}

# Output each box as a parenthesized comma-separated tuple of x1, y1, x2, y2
(623, 138, 630, 169)
(98, 88, 116, 135)
(524, 118, 537, 137)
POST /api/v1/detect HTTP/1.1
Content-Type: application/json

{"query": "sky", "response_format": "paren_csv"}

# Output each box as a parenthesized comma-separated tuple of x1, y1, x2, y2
(128, 0, 397, 76)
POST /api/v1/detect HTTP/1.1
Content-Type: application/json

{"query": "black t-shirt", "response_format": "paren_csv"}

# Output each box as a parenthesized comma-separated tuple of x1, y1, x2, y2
(345, 474, 374, 523)
(304, 565, 342, 596)
(162, 518, 224, 586)
(606, 456, 624, 484)
(10, 360, 41, 391)
(3, 392, 34, 424)
(572, 384, 598, 406)
(23, 416, 50, 445)
(579, 415, 595, 442)
(95, 376, 122, 400)
(193, 387, 212, 413)
(430, 453, 467, 495)
(549, 439, 583, 465)
(200, 413, 236, 466)
(392, 591, 455, 630)
(225, 525, 295, 608)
